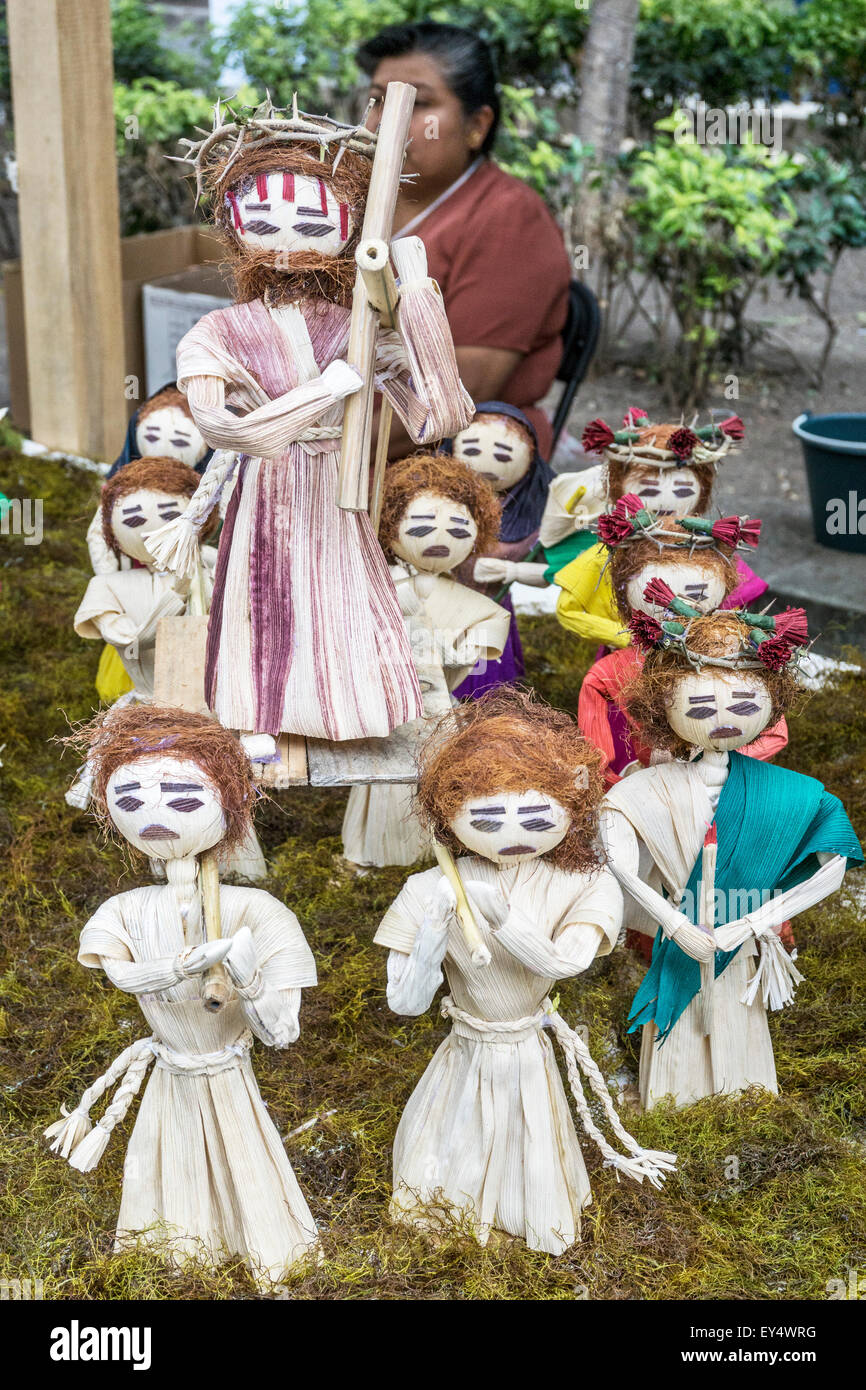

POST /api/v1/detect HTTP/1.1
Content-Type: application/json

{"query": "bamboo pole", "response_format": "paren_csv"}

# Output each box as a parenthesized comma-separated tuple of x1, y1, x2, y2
(433, 841, 492, 968)
(698, 824, 717, 1039)
(187, 556, 230, 1011)
(337, 82, 415, 512)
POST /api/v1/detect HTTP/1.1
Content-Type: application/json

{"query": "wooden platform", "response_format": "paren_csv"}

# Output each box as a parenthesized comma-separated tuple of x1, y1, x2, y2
(154, 615, 449, 788)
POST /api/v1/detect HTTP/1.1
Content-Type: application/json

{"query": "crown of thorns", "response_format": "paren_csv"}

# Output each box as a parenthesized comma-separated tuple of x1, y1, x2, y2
(628, 593, 811, 673)
(594, 493, 761, 553)
(581, 408, 744, 467)
(170, 94, 383, 205)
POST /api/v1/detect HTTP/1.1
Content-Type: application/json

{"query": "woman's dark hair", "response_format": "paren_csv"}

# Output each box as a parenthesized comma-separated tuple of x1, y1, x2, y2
(357, 22, 501, 155)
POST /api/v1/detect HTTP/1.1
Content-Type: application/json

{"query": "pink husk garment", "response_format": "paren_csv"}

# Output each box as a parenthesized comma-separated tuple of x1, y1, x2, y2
(177, 292, 473, 741)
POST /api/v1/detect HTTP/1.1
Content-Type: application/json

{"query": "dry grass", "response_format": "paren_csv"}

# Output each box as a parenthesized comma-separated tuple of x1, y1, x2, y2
(1, 448, 864, 1300)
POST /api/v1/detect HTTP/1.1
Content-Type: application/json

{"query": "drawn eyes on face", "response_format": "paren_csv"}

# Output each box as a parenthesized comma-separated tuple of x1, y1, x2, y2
(170, 436, 191, 449)
(447, 526, 471, 539)
(638, 486, 661, 497)
(243, 219, 281, 236)
(673, 486, 695, 497)
(406, 524, 435, 537)
(143, 430, 162, 443)
(166, 797, 204, 813)
(683, 583, 708, 600)
(115, 795, 144, 812)
(123, 515, 147, 528)
(687, 697, 717, 720)
(468, 803, 554, 833)
(727, 692, 762, 716)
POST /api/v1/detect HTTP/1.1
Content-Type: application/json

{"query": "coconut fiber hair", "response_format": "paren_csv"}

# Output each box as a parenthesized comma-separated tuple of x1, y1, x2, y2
(416, 688, 605, 873)
(379, 453, 501, 561)
(136, 385, 195, 425)
(100, 455, 217, 556)
(608, 520, 738, 623)
(68, 706, 256, 854)
(620, 612, 802, 759)
(213, 144, 371, 307)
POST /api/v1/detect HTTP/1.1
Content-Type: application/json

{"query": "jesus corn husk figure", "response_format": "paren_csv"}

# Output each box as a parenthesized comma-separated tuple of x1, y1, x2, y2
(375, 691, 677, 1255)
(601, 607, 863, 1110)
(46, 708, 319, 1283)
(144, 96, 472, 756)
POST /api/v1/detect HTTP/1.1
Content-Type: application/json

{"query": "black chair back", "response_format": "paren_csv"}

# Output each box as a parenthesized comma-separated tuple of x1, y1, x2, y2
(549, 280, 601, 460)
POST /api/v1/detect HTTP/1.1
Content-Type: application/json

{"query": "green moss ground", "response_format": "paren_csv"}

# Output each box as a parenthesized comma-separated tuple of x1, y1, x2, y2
(1, 452, 865, 1300)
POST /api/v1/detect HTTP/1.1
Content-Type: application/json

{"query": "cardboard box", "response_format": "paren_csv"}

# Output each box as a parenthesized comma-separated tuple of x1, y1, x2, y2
(2, 225, 231, 432)
(143, 264, 232, 395)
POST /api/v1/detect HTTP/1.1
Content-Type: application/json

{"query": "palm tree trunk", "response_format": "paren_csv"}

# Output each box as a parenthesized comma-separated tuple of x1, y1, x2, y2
(575, 0, 640, 161)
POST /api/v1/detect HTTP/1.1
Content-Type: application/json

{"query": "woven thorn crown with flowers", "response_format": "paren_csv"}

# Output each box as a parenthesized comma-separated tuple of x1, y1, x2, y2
(594, 491, 761, 552)
(628, 582, 811, 674)
(581, 407, 745, 466)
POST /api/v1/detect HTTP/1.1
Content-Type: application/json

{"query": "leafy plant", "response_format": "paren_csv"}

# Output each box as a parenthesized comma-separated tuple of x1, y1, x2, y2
(788, 0, 866, 157)
(111, 0, 217, 89)
(632, 0, 797, 132)
(113, 79, 217, 235)
(612, 118, 798, 404)
(775, 148, 866, 383)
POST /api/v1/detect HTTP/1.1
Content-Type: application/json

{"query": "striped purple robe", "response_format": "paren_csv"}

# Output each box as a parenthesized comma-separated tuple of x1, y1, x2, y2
(177, 295, 472, 741)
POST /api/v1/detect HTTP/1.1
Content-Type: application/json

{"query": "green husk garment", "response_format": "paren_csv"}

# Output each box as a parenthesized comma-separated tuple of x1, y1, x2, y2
(628, 752, 863, 1043)
(543, 528, 596, 585)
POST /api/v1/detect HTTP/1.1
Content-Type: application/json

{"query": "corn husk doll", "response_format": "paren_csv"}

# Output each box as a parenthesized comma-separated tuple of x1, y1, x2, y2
(577, 499, 787, 787)
(74, 456, 218, 707)
(86, 385, 212, 703)
(47, 707, 319, 1283)
(342, 453, 510, 867)
(375, 690, 676, 1254)
(145, 99, 472, 757)
(600, 610, 863, 1110)
(551, 411, 767, 643)
(443, 402, 554, 696)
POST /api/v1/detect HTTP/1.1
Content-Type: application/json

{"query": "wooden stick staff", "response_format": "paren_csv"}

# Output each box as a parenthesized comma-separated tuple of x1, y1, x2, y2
(698, 822, 717, 1038)
(188, 557, 230, 1012)
(337, 81, 416, 513)
(433, 841, 492, 968)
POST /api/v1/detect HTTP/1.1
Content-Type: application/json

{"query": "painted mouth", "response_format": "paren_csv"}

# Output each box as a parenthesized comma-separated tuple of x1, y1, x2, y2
(709, 725, 742, 740)
(139, 824, 180, 841)
(479, 471, 500, 482)
(422, 545, 450, 557)
(498, 845, 536, 856)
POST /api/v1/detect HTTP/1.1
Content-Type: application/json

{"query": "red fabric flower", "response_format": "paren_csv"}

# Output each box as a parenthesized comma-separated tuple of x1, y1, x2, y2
(756, 635, 794, 670)
(774, 607, 809, 646)
(669, 427, 699, 459)
(581, 418, 616, 454)
(618, 492, 645, 516)
(711, 516, 741, 547)
(643, 576, 676, 608)
(622, 407, 649, 427)
(738, 517, 762, 548)
(598, 510, 635, 545)
(719, 414, 745, 440)
(629, 612, 664, 650)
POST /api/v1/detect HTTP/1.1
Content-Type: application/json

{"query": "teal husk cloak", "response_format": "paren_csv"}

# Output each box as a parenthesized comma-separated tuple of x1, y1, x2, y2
(627, 752, 863, 1043)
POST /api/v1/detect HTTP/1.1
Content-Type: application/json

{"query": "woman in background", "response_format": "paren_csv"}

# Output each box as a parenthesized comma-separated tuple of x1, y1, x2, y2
(358, 21, 571, 459)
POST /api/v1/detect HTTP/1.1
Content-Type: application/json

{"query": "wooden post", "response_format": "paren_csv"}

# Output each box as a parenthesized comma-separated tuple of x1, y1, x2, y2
(7, 0, 127, 458)
(337, 81, 415, 512)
